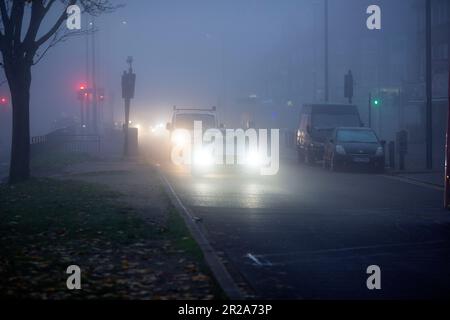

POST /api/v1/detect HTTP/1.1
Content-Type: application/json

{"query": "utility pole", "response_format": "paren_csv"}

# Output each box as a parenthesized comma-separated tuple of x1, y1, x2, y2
(85, 18, 90, 131)
(324, 0, 329, 103)
(92, 19, 98, 134)
(425, 0, 433, 169)
(122, 57, 136, 157)
(445, 67, 450, 208)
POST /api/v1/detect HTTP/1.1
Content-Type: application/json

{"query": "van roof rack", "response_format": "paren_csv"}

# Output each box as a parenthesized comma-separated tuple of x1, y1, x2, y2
(173, 105, 217, 112)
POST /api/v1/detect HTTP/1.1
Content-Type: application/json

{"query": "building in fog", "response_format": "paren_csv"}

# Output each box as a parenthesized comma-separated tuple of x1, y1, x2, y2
(404, 0, 449, 169)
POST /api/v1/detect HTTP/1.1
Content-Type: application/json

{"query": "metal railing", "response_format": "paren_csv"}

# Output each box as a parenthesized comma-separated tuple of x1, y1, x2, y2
(31, 133, 101, 156)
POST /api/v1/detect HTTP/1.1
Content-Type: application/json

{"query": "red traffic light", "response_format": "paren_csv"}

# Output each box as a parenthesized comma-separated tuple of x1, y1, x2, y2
(0, 97, 8, 105)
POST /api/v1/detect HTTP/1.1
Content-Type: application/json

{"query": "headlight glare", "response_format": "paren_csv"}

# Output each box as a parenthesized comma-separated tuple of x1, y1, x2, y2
(245, 151, 263, 167)
(193, 148, 214, 167)
(376, 146, 384, 156)
(172, 130, 190, 146)
(336, 145, 346, 155)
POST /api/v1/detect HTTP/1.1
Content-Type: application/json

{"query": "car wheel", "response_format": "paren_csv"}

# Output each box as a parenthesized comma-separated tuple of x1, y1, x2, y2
(323, 156, 330, 169)
(330, 155, 339, 172)
(305, 149, 315, 166)
(372, 165, 385, 174)
(297, 149, 305, 163)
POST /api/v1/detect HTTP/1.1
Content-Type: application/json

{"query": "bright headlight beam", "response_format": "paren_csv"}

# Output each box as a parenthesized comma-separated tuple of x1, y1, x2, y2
(245, 151, 263, 167)
(194, 148, 214, 167)
(172, 130, 190, 146)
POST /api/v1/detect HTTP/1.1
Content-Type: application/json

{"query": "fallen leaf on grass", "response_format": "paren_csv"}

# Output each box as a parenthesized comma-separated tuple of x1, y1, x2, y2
(191, 274, 210, 282)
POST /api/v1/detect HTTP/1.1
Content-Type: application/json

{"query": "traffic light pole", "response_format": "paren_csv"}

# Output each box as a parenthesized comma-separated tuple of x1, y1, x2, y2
(77, 88, 86, 129)
(368, 93, 372, 128)
(123, 97, 130, 157)
(80, 98, 85, 127)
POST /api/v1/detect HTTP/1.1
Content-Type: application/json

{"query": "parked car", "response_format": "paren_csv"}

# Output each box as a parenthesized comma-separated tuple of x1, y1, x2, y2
(323, 127, 385, 172)
(296, 104, 363, 164)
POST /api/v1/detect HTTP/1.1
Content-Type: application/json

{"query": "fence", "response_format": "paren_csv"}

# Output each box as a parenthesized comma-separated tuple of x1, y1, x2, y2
(31, 133, 101, 157)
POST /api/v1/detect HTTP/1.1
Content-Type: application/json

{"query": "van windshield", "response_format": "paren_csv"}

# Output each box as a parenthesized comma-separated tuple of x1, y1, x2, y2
(312, 114, 360, 130)
(174, 114, 216, 130)
(337, 129, 378, 143)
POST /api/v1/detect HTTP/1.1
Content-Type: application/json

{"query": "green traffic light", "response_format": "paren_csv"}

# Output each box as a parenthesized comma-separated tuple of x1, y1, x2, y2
(373, 99, 380, 107)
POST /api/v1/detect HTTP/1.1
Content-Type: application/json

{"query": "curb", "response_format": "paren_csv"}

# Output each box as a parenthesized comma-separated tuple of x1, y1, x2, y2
(394, 175, 443, 189)
(385, 169, 442, 175)
(157, 168, 244, 300)
(384, 171, 443, 188)
(382, 174, 444, 191)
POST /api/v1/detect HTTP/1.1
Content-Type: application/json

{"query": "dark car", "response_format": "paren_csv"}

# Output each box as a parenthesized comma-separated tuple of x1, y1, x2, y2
(323, 127, 385, 172)
(296, 104, 362, 164)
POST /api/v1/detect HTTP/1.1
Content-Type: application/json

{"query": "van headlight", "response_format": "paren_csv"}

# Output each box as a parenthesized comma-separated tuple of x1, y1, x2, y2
(193, 148, 214, 167)
(375, 146, 384, 156)
(172, 130, 190, 147)
(245, 151, 264, 167)
(335, 145, 346, 155)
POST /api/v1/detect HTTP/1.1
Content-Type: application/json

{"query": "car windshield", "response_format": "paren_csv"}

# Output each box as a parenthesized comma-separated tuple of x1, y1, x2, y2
(312, 114, 360, 129)
(337, 129, 378, 143)
(174, 114, 216, 130)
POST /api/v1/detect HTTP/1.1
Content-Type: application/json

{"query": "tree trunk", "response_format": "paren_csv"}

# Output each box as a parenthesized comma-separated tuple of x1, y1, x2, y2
(6, 61, 32, 184)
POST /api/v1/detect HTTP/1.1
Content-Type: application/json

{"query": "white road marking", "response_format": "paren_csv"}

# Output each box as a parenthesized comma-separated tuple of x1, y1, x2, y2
(246, 253, 273, 267)
(254, 240, 448, 259)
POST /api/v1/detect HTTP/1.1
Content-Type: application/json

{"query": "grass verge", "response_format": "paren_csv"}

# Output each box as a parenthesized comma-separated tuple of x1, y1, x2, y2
(31, 152, 98, 172)
(0, 178, 223, 299)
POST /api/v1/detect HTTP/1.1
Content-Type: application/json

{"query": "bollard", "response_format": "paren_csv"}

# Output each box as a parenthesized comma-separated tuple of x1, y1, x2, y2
(388, 141, 395, 169)
(396, 130, 408, 171)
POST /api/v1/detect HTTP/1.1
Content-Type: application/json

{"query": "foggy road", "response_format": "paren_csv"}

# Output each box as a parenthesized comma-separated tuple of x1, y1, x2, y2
(0, 0, 449, 308)
(161, 153, 450, 299)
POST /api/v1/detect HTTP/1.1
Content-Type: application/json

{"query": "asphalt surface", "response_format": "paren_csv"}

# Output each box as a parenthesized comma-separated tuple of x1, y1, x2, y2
(161, 150, 450, 299)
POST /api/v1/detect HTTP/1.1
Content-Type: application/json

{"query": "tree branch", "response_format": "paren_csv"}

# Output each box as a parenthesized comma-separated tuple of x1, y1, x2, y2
(33, 27, 87, 65)
(0, 0, 10, 36)
(22, 0, 46, 47)
(11, 0, 25, 48)
(34, 0, 77, 47)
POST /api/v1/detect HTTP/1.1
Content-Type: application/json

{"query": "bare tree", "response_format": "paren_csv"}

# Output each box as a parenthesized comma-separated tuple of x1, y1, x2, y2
(0, 0, 115, 184)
